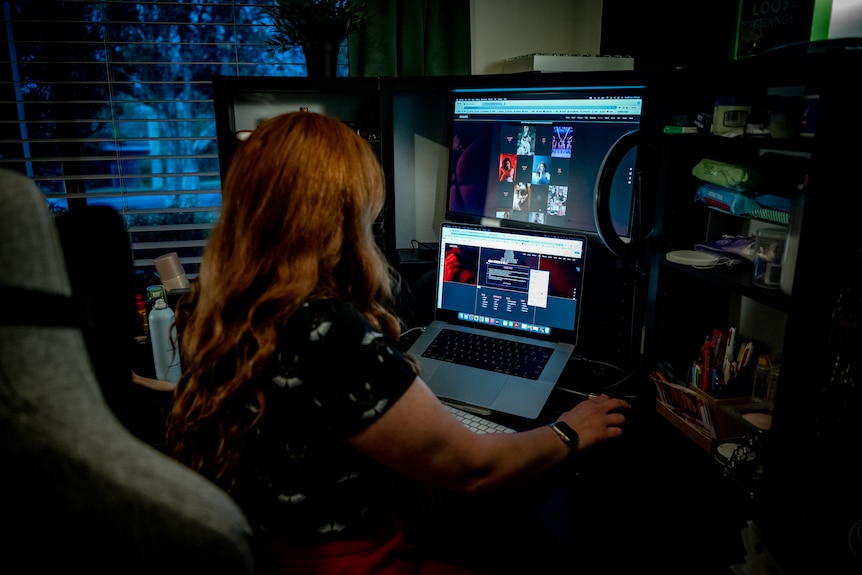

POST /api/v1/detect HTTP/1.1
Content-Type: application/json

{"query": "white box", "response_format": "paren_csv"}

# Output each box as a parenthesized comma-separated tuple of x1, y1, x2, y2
(501, 53, 634, 74)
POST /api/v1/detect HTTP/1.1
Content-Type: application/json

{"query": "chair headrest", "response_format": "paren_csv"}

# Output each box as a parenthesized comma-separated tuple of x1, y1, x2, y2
(0, 169, 104, 411)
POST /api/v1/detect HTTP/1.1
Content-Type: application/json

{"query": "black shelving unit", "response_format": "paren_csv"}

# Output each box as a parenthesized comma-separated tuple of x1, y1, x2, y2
(644, 46, 862, 573)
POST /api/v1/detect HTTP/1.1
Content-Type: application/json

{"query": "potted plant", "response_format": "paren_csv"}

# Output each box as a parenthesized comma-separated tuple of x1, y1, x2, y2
(264, 0, 369, 77)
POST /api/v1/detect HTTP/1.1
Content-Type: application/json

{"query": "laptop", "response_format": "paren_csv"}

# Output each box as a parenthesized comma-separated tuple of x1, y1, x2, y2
(406, 221, 587, 419)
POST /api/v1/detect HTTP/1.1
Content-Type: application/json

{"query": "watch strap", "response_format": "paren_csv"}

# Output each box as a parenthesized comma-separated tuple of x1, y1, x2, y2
(548, 421, 578, 453)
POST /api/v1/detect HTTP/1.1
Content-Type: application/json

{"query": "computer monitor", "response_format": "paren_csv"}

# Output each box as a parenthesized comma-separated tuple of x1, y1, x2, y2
(445, 86, 644, 242)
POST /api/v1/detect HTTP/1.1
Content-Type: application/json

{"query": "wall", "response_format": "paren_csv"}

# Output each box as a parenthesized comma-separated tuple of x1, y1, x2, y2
(391, 91, 452, 250)
(470, 0, 604, 74)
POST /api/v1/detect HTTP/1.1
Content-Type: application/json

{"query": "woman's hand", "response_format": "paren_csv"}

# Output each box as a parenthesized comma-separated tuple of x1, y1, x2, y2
(556, 394, 631, 451)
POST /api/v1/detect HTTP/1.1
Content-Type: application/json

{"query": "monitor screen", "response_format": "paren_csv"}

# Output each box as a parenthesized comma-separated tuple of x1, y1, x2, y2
(446, 87, 644, 239)
(434, 221, 588, 344)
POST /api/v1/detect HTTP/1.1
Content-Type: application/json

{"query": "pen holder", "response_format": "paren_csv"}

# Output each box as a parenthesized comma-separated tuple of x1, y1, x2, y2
(652, 374, 748, 448)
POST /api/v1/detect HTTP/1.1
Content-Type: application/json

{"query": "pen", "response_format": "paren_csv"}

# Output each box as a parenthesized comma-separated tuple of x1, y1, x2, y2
(740, 341, 754, 369)
(722, 327, 736, 383)
(702, 336, 711, 391)
(725, 327, 736, 365)
(711, 328, 724, 365)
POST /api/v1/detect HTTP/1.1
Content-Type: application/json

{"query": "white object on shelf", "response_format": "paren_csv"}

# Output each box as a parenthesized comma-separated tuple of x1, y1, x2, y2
(149, 298, 182, 385)
(666, 250, 720, 268)
(501, 53, 634, 73)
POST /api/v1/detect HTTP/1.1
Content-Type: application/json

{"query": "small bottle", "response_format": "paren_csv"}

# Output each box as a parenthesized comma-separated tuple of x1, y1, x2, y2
(765, 362, 780, 404)
(148, 298, 182, 384)
(135, 293, 149, 337)
(752, 354, 771, 403)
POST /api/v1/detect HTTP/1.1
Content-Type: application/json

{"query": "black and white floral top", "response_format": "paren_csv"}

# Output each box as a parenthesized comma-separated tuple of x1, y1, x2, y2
(232, 299, 416, 543)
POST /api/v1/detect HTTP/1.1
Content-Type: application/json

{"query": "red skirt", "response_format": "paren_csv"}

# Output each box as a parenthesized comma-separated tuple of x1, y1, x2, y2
(254, 526, 487, 575)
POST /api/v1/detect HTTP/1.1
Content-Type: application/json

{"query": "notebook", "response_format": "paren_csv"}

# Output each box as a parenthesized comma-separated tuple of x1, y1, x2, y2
(406, 221, 587, 419)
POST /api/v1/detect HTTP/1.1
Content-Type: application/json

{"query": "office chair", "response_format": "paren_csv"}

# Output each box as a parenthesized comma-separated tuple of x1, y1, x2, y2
(53, 203, 175, 450)
(0, 168, 255, 574)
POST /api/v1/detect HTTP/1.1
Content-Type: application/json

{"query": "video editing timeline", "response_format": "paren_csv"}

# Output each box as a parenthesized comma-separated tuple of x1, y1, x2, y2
(438, 225, 585, 337)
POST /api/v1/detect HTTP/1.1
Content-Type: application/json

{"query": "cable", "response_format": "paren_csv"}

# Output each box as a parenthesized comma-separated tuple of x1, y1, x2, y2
(849, 518, 862, 567)
(558, 355, 645, 400)
(400, 326, 426, 339)
(410, 239, 438, 253)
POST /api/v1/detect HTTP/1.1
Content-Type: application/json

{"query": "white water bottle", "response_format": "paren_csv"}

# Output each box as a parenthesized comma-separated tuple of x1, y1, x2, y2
(148, 298, 182, 384)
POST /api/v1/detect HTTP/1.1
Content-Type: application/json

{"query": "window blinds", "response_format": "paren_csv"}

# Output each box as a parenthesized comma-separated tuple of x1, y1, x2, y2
(1, 1, 325, 276)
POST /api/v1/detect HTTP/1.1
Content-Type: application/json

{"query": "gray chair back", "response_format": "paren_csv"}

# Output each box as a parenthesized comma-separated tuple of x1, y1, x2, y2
(0, 168, 255, 574)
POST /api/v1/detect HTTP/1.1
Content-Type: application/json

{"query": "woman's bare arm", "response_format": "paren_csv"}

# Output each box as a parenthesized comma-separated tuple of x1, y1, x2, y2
(349, 377, 629, 494)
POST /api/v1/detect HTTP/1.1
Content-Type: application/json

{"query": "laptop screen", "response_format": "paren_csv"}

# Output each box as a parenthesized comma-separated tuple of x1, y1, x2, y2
(435, 222, 587, 346)
(446, 87, 644, 239)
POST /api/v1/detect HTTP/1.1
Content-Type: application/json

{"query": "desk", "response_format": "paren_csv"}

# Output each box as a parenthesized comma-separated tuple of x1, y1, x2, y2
(397, 330, 748, 573)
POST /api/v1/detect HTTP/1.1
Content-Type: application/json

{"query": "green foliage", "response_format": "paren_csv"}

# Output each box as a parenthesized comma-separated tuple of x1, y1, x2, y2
(264, 0, 369, 51)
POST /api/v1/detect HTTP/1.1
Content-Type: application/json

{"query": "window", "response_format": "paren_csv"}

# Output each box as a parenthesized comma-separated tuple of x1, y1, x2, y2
(1, 1, 348, 277)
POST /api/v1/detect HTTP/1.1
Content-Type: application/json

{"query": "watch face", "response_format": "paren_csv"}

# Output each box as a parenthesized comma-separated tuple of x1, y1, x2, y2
(564, 422, 579, 447)
(551, 421, 578, 450)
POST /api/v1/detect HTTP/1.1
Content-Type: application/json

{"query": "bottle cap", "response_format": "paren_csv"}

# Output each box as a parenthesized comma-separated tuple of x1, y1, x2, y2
(146, 284, 165, 301)
(153, 298, 167, 310)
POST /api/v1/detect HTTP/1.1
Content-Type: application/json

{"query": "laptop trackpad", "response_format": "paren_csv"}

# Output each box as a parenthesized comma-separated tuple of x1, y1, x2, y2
(429, 363, 506, 407)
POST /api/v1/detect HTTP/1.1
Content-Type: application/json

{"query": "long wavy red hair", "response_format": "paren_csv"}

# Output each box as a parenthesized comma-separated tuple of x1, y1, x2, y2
(166, 111, 407, 489)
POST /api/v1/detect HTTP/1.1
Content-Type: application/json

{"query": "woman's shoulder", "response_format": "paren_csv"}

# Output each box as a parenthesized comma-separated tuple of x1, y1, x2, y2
(286, 299, 383, 348)
(291, 298, 364, 328)
(276, 299, 416, 399)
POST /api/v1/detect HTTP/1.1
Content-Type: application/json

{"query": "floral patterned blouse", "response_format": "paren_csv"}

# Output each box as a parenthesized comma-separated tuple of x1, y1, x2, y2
(232, 299, 417, 543)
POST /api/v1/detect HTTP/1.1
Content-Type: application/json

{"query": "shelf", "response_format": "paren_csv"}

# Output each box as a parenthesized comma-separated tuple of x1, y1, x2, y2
(661, 132, 815, 155)
(659, 258, 790, 311)
(645, 49, 862, 574)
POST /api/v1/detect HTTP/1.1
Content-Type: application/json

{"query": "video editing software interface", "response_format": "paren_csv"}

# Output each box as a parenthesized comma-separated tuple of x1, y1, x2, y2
(436, 223, 587, 343)
(446, 87, 643, 238)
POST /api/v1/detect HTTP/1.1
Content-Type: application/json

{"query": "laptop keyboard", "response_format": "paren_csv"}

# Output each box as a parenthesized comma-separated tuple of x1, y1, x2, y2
(445, 404, 516, 434)
(421, 328, 553, 380)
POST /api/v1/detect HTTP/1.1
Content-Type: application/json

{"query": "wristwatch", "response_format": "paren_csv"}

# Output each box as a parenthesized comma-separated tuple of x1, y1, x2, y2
(548, 421, 579, 453)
